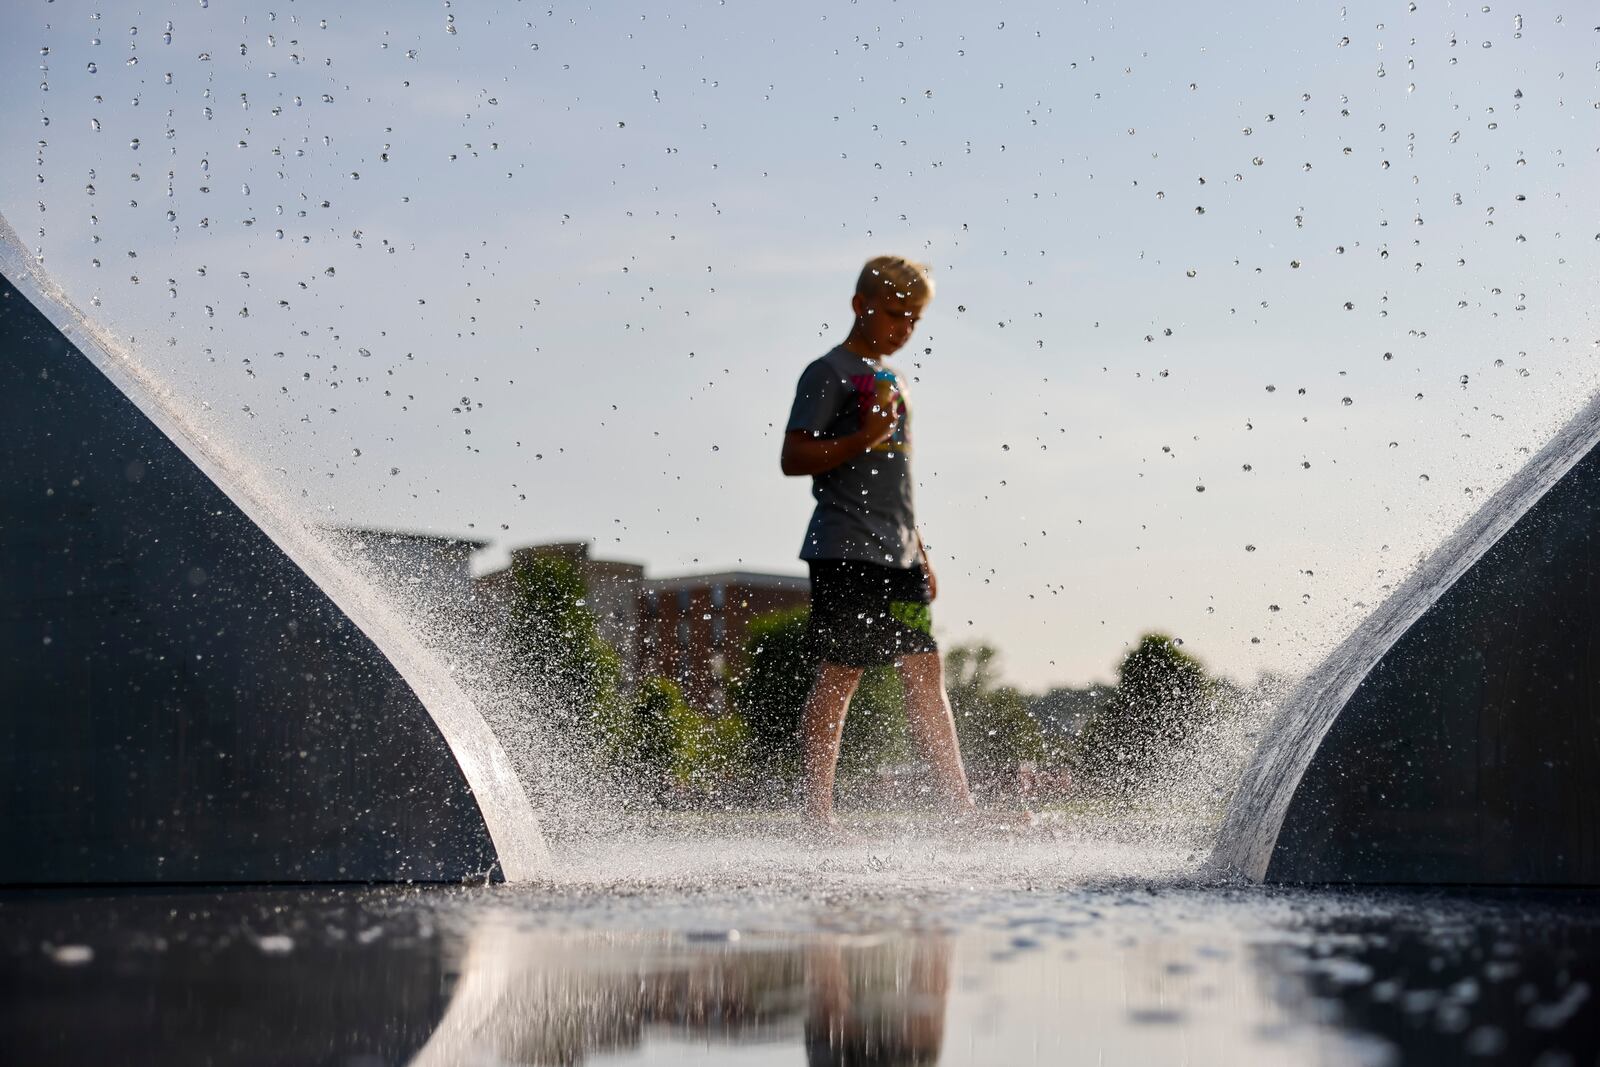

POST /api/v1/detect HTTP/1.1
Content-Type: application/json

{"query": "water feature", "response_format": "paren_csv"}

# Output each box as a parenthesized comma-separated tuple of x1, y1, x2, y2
(1215, 391, 1600, 884)
(5, 866, 1600, 1065)
(5, 1, 1600, 1060)
(0, 214, 546, 882)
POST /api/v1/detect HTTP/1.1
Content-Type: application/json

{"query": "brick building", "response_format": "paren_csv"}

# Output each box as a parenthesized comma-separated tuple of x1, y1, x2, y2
(475, 542, 810, 710)
(637, 571, 811, 713)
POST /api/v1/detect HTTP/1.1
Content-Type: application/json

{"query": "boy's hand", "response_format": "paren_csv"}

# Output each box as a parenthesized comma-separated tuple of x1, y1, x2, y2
(916, 531, 937, 600)
(780, 406, 897, 477)
(858, 403, 898, 449)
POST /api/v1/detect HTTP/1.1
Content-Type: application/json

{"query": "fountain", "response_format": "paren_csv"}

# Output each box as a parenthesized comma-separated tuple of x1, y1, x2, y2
(1213, 392, 1600, 884)
(8, 2, 1600, 1058)
(0, 216, 547, 884)
(12, 159, 1599, 888)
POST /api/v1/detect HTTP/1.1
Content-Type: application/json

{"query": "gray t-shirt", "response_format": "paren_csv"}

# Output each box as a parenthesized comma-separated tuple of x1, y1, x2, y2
(785, 345, 918, 567)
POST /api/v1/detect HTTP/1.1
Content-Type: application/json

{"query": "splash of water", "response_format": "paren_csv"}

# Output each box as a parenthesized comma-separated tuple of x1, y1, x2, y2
(0, 211, 550, 879)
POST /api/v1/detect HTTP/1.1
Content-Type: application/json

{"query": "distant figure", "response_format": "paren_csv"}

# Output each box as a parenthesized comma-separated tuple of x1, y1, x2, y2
(781, 255, 979, 831)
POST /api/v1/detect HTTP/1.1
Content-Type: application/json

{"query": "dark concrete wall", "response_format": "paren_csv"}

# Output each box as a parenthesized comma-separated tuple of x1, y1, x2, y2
(0, 273, 501, 883)
(1266, 429, 1600, 883)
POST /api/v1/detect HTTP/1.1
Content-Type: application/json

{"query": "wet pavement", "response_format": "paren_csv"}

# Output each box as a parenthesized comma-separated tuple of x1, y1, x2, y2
(4, 840, 1599, 1067)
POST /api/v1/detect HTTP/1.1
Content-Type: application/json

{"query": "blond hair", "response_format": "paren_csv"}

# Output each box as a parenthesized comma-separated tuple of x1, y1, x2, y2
(855, 255, 934, 305)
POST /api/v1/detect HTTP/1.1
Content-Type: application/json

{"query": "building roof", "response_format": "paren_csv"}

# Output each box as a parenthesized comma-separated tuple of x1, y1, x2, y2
(643, 570, 809, 593)
(503, 541, 647, 571)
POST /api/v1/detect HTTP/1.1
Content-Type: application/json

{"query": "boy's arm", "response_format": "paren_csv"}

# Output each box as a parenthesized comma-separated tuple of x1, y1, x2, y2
(917, 529, 938, 600)
(780, 406, 896, 476)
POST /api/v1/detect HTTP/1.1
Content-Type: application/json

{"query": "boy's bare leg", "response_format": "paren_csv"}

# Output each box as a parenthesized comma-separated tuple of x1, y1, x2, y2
(800, 661, 865, 826)
(896, 651, 976, 812)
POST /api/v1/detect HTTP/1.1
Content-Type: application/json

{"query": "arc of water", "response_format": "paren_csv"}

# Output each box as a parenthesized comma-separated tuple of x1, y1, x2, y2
(0, 213, 550, 881)
(1210, 391, 1600, 881)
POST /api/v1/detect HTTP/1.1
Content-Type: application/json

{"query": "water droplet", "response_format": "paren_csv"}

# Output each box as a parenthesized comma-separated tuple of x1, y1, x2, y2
(48, 945, 93, 966)
(255, 934, 293, 955)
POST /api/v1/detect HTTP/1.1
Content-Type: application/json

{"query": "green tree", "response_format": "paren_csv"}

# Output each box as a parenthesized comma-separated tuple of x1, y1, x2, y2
(505, 553, 627, 755)
(631, 676, 693, 791)
(731, 606, 813, 780)
(1074, 633, 1217, 795)
(836, 666, 909, 780)
(945, 644, 1045, 787)
(683, 709, 751, 795)
(731, 606, 910, 788)
(631, 676, 749, 799)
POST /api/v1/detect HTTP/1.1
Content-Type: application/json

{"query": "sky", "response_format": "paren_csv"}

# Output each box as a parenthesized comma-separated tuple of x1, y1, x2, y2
(3, 0, 1597, 689)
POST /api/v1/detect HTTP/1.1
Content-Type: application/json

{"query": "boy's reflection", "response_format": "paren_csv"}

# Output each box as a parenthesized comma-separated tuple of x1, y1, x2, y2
(415, 929, 953, 1065)
(804, 938, 951, 1067)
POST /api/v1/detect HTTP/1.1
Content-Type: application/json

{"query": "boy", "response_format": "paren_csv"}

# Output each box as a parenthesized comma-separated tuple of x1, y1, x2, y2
(782, 255, 977, 830)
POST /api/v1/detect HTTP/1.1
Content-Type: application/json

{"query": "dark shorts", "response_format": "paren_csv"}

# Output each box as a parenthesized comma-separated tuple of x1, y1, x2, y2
(807, 559, 937, 669)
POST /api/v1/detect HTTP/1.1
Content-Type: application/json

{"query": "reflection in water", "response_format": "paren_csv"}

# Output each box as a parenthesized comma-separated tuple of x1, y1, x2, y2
(805, 939, 948, 1067)
(4, 886, 1600, 1065)
(1251, 895, 1600, 1066)
(0, 889, 452, 1067)
(414, 927, 947, 1066)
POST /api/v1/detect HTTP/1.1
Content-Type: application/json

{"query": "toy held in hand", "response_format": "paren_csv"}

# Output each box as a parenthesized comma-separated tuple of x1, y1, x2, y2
(854, 370, 905, 438)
